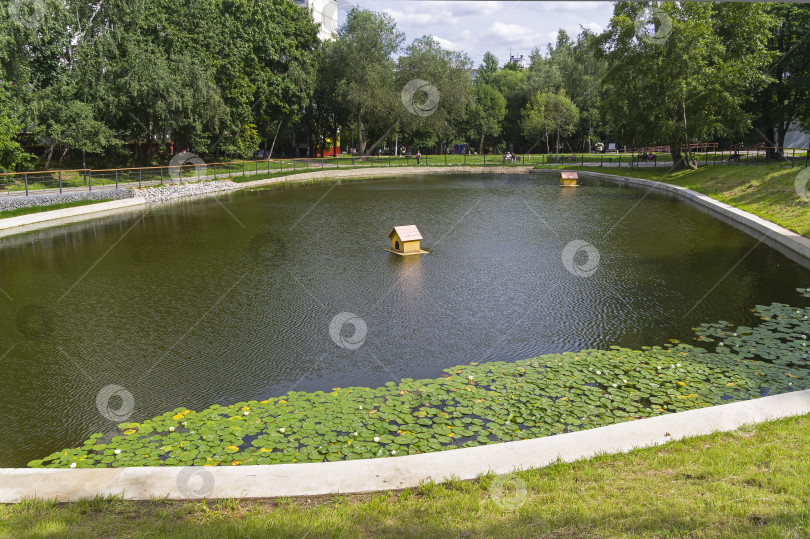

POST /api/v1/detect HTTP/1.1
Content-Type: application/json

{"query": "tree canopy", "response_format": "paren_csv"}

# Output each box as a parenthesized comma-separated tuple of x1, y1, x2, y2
(0, 1, 807, 170)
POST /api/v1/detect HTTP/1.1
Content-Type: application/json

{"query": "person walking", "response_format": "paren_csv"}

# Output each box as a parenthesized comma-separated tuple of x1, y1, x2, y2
(416, 150, 421, 165)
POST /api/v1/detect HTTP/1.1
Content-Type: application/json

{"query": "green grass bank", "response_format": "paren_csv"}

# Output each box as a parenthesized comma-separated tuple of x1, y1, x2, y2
(3, 413, 809, 537)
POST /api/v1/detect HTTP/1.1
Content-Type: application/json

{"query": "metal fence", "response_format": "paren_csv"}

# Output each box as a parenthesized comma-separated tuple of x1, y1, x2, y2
(1, 147, 807, 197)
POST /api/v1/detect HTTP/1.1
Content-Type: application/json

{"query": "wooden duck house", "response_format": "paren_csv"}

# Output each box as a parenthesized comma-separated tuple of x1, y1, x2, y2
(386, 225, 428, 256)
(559, 171, 579, 187)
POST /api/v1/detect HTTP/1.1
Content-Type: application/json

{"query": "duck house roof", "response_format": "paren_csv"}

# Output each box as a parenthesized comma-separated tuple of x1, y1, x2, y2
(388, 225, 423, 242)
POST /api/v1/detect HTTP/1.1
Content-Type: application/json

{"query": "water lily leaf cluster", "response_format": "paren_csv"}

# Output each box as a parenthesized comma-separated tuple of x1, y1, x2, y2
(29, 294, 810, 469)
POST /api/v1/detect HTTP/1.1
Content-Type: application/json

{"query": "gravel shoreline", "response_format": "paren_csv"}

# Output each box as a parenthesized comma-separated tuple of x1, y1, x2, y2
(137, 180, 241, 204)
(0, 181, 244, 212)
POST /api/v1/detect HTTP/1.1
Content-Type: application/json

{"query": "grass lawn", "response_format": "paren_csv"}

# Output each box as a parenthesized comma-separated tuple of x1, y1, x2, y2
(535, 163, 810, 239)
(3, 413, 808, 537)
(0, 199, 113, 220)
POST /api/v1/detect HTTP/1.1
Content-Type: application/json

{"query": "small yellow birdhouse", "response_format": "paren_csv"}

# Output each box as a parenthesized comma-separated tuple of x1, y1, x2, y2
(559, 171, 579, 187)
(386, 225, 428, 256)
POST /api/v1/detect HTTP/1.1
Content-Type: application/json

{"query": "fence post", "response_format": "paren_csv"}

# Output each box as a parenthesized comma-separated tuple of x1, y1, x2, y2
(243, 162, 245, 176)
(792, 148, 795, 168)
(463, 152, 466, 166)
(805, 149, 809, 169)
(115, 170, 119, 190)
(58, 171, 62, 194)
(24, 173, 28, 196)
(160, 167, 163, 185)
(601, 155, 603, 167)
(88, 171, 92, 192)
(483, 152, 486, 166)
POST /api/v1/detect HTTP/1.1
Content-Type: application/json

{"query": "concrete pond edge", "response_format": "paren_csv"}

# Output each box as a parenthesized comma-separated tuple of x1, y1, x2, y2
(0, 197, 146, 232)
(1, 390, 808, 502)
(531, 168, 810, 262)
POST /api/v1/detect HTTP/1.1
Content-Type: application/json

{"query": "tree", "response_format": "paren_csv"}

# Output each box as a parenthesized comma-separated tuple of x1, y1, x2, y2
(522, 90, 579, 153)
(477, 51, 499, 84)
(326, 8, 404, 156)
(396, 36, 473, 154)
(596, 2, 775, 169)
(0, 84, 31, 172)
(33, 82, 118, 168)
(548, 30, 607, 152)
(751, 3, 810, 151)
(490, 67, 529, 151)
(467, 83, 506, 155)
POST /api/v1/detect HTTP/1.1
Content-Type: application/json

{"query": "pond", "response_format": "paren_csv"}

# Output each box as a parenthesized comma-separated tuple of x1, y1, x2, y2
(1, 172, 809, 467)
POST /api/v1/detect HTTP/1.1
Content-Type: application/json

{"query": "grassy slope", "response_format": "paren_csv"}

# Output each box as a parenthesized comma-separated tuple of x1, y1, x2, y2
(2, 414, 808, 538)
(0, 199, 112, 220)
(536, 163, 810, 239)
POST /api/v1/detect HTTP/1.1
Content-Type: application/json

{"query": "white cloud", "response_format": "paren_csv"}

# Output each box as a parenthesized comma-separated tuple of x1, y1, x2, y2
(542, 1, 605, 14)
(432, 36, 458, 51)
(354, 0, 614, 65)
(484, 22, 548, 49)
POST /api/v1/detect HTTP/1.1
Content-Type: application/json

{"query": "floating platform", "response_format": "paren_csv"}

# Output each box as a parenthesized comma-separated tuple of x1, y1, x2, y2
(384, 248, 429, 256)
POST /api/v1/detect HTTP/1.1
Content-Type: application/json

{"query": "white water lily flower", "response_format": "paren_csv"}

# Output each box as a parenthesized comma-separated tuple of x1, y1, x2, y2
(69, 463, 77, 468)
(244, 411, 250, 416)
(279, 428, 285, 434)
(169, 426, 175, 432)
(623, 379, 627, 384)
(353, 431, 358, 437)
(359, 405, 363, 409)
(373, 436, 380, 442)
(114, 449, 121, 455)
(468, 375, 474, 381)
(677, 363, 681, 367)
(182, 422, 187, 427)
(612, 384, 617, 387)
(595, 371, 601, 375)
(391, 450, 397, 455)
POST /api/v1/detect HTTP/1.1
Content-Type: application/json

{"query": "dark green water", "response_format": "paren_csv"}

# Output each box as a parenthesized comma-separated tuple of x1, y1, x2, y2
(1, 173, 808, 467)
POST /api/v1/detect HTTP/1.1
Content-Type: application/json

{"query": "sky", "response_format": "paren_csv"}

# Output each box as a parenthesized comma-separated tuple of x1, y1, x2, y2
(339, 1, 616, 66)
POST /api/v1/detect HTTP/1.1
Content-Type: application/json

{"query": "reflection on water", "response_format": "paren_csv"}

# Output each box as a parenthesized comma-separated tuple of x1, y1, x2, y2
(0, 173, 808, 466)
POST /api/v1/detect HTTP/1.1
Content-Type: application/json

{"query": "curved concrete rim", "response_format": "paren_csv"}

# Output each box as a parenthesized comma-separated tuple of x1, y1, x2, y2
(0, 197, 146, 234)
(531, 168, 810, 263)
(1, 390, 808, 502)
